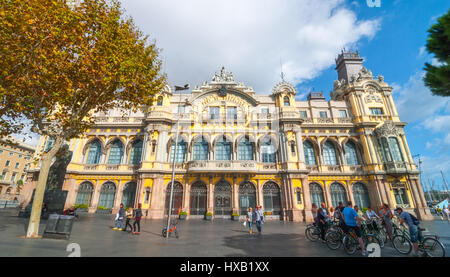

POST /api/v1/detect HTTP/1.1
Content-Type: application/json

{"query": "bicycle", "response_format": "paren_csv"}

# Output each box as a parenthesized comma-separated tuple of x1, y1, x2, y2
(305, 220, 333, 242)
(392, 230, 445, 257)
(162, 220, 179, 238)
(343, 223, 381, 255)
(363, 219, 385, 249)
(325, 222, 346, 250)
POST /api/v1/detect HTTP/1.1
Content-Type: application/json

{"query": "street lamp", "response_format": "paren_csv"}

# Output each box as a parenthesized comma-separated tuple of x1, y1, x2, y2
(165, 83, 189, 238)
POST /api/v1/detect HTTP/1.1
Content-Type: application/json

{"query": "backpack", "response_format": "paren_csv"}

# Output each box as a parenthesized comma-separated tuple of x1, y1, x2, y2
(409, 213, 420, 226)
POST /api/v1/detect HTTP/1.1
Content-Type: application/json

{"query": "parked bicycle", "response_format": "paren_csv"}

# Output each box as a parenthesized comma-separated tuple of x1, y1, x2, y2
(342, 220, 382, 255)
(392, 230, 445, 257)
(162, 220, 179, 238)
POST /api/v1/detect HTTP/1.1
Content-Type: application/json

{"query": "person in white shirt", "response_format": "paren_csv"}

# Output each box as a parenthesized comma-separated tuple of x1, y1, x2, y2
(365, 206, 380, 232)
(444, 205, 450, 221)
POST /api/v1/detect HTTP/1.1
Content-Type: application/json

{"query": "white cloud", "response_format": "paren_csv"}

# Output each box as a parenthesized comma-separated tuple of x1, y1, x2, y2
(119, 0, 380, 92)
(423, 115, 450, 134)
(418, 46, 426, 57)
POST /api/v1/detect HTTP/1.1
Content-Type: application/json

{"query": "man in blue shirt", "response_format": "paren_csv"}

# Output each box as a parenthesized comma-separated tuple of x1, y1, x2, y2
(395, 207, 422, 256)
(343, 201, 366, 256)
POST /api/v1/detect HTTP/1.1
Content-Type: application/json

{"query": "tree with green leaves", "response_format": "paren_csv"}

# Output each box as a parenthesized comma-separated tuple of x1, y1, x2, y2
(0, 0, 166, 238)
(424, 9, 450, 97)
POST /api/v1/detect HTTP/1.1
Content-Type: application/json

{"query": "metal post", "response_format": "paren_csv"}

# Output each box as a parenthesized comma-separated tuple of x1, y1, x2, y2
(165, 84, 189, 238)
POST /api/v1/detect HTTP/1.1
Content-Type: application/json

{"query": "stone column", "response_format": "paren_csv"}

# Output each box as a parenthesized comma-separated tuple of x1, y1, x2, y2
(156, 130, 168, 162)
(400, 134, 415, 165)
(207, 175, 214, 214)
(382, 180, 394, 208)
(257, 179, 263, 208)
(182, 177, 190, 214)
(407, 177, 422, 209)
(323, 180, 332, 209)
(346, 180, 355, 206)
(302, 176, 313, 222)
(89, 179, 101, 213)
(414, 178, 428, 209)
(232, 175, 239, 214)
(295, 131, 305, 167)
(365, 134, 377, 164)
(148, 177, 164, 219)
(112, 179, 123, 214)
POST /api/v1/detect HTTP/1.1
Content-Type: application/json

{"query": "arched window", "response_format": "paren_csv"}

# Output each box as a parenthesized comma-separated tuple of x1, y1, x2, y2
(215, 137, 231, 161)
(310, 183, 324, 207)
(129, 140, 143, 165)
(170, 138, 186, 163)
(323, 141, 338, 165)
(345, 141, 359, 165)
(261, 139, 276, 163)
(6, 188, 11, 195)
(239, 182, 256, 215)
(283, 96, 290, 106)
(98, 182, 116, 209)
(122, 182, 137, 208)
(193, 138, 208, 161)
(330, 182, 347, 208)
(263, 182, 281, 215)
(238, 137, 253, 161)
(389, 137, 403, 162)
(165, 182, 183, 215)
(86, 140, 101, 164)
(107, 139, 123, 164)
(380, 137, 392, 162)
(157, 96, 163, 106)
(352, 183, 370, 209)
(75, 182, 93, 206)
(303, 141, 316, 165)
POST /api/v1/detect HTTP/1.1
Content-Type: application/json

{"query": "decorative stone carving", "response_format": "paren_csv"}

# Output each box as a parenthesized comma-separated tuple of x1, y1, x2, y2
(365, 87, 383, 104)
(377, 75, 384, 83)
(374, 120, 401, 137)
(272, 80, 297, 95)
(211, 66, 236, 84)
(357, 66, 373, 82)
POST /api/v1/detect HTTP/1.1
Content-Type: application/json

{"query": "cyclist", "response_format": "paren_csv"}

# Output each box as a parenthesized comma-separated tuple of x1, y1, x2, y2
(343, 201, 366, 256)
(379, 203, 394, 241)
(317, 208, 327, 243)
(312, 203, 318, 225)
(335, 202, 346, 232)
(395, 207, 423, 257)
(321, 202, 330, 222)
(365, 206, 380, 232)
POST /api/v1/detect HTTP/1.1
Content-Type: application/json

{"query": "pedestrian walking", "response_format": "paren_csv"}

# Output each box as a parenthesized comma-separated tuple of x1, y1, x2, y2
(113, 203, 125, 230)
(246, 207, 254, 235)
(123, 205, 134, 232)
(253, 205, 264, 235)
(133, 203, 143, 235)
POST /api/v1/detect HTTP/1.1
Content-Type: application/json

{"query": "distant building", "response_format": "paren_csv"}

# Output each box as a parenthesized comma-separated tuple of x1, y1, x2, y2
(0, 137, 35, 200)
(23, 51, 433, 221)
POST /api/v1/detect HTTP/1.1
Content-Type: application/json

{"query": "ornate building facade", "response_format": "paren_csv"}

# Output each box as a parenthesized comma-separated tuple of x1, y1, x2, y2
(23, 51, 433, 221)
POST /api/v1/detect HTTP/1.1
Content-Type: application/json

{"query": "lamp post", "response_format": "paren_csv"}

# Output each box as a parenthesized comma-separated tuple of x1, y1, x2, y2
(165, 84, 189, 238)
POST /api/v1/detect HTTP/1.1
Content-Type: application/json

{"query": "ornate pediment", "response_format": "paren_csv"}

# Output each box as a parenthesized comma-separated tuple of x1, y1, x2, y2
(364, 87, 383, 104)
(211, 66, 236, 84)
(374, 120, 402, 137)
(272, 80, 297, 96)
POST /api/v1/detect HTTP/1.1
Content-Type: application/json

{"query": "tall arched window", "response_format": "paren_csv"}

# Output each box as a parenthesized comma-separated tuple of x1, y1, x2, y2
(283, 96, 290, 106)
(129, 140, 143, 165)
(380, 137, 392, 162)
(238, 137, 253, 161)
(389, 137, 403, 162)
(303, 141, 316, 165)
(98, 182, 116, 209)
(323, 141, 338, 165)
(310, 183, 324, 207)
(345, 141, 359, 165)
(157, 96, 163, 106)
(215, 137, 231, 161)
(353, 183, 370, 209)
(193, 138, 208, 161)
(261, 139, 276, 163)
(107, 139, 123, 164)
(86, 140, 102, 164)
(122, 182, 137, 208)
(330, 182, 347, 208)
(75, 182, 93, 206)
(169, 138, 186, 162)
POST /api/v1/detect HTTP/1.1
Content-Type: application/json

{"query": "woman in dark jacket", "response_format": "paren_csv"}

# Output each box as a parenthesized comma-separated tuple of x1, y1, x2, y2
(317, 208, 327, 242)
(133, 203, 143, 235)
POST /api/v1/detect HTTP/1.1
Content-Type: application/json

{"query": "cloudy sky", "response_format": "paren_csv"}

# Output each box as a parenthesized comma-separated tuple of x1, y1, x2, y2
(14, 0, 450, 189)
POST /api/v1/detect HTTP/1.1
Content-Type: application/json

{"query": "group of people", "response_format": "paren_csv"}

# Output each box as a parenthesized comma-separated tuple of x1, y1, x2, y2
(113, 203, 143, 235)
(435, 204, 450, 221)
(245, 205, 265, 235)
(311, 201, 425, 256)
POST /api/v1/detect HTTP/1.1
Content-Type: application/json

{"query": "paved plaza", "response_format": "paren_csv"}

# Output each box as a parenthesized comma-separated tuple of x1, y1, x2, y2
(0, 208, 448, 257)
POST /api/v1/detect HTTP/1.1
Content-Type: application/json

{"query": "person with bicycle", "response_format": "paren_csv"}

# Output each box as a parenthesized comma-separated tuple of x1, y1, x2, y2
(395, 207, 423, 257)
(317, 208, 327, 243)
(365, 206, 380, 232)
(343, 201, 366, 256)
(379, 203, 394, 241)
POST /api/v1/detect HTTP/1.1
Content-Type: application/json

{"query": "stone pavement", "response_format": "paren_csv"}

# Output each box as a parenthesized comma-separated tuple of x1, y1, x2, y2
(0, 208, 448, 257)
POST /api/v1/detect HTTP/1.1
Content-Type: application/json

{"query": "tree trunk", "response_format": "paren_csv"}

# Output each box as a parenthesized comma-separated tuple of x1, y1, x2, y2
(26, 136, 64, 238)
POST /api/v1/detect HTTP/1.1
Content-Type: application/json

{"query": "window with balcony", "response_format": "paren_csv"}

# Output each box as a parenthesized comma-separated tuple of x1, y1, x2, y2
(319, 111, 328, 118)
(261, 140, 276, 163)
(339, 110, 348, 118)
(370, 108, 383, 115)
(193, 138, 208, 161)
(215, 137, 231, 161)
(86, 140, 101, 164)
(299, 111, 307, 118)
(344, 141, 359, 165)
(226, 107, 237, 120)
(129, 140, 143, 165)
(177, 105, 185, 114)
(283, 96, 290, 106)
(1, 171, 6, 180)
(389, 137, 404, 162)
(209, 106, 220, 119)
(107, 139, 123, 165)
(323, 141, 338, 165)
(303, 141, 316, 165)
(238, 137, 254, 161)
(169, 139, 187, 163)
(11, 172, 16, 182)
(393, 188, 410, 205)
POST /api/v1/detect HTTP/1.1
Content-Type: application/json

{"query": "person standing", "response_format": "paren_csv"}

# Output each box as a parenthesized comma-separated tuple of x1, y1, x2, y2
(320, 202, 329, 221)
(343, 201, 366, 256)
(443, 205, 449, 221)
(379, 203, 394, 241)
(246, 207, 254, 235)
(317, 208, 327, 243)
(113, 204, 125, 230)
(123, 205, 134, 232)
(311, 203, 318, 225)
(133, 203, 143, 235)
(254, 205, 264, 235)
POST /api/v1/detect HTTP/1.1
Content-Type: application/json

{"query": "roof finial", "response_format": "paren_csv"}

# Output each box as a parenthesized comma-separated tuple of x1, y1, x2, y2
(280, 58, 285, 81)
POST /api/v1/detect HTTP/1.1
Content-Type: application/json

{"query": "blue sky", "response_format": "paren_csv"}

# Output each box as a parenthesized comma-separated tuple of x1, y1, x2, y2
(301, 0, 450, 190)
(13, 0, 450, 190)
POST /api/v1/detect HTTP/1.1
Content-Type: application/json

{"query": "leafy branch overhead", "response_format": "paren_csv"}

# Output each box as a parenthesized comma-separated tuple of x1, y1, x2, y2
(0, 0, 166, 139)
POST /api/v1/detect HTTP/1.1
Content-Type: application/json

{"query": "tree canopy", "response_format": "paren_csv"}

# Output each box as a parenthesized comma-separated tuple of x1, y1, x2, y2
(424, 9, 450, 97)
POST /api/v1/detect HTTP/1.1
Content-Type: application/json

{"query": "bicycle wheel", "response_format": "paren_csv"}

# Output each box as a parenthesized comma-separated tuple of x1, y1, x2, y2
(305, 226, 320, 242)
(162, 229, 167, 238)
(343, 236, 357, 255)
(378, 228, 388, 244)
(374, 233, 385, 249)
(392, 235, 412, 254)
(422, 237, 445, 257)
(325, 230, 342, 250)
